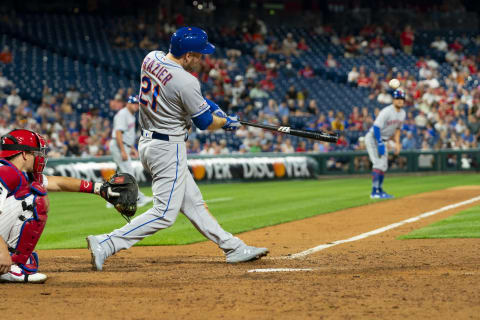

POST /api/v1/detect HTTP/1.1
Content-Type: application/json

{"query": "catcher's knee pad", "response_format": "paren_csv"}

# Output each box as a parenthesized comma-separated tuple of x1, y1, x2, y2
(10, 182, 49, 269)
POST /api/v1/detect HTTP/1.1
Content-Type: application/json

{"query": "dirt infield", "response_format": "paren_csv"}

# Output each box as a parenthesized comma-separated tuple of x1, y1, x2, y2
(3, 187, 480, 320)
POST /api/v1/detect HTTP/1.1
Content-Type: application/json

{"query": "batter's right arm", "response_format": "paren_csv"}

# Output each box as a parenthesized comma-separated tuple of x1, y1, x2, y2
(182, 78, 239, 131)
(207, 114, 227, 130)
(204, 98, 239, 131)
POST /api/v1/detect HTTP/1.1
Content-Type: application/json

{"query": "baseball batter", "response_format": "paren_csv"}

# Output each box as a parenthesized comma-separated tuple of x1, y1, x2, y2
(0, 129, 122, 283)
(109, 95, 152, 208)
(365, 89, 406, 198)
(87, 27, 268, 270)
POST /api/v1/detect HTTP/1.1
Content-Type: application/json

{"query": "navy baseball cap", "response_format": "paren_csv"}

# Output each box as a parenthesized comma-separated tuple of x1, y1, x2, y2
(392, 89, 406, 100)
(127, 95, 139, 103)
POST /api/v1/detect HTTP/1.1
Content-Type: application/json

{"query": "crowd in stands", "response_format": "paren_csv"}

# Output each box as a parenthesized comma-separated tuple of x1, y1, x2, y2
(1, 12, 480, 159)
(187, 19, 480, 154)
(0, 71, 114, 158)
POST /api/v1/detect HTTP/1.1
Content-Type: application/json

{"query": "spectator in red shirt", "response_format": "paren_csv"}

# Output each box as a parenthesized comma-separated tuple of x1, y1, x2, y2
(243, 31, 254, 43)
(78, 129, 89, 146)
(299, 65, 315, 78)
(336, 134, 348, 148)
(295, 141, 307, 152)
(297, 38, 309, 51)
(400, 25, 415, 54)
(449, 38, 463, 52)
(466, 57, 477, 74)
(174, 13, 184, 26)
(357, 71, 371, 87)
(268, 39, 282, 55)
(0, 46, 13, 64)
(260, 76, 275, 91)
(369, 34, 384, 55)
(349, 106, 363, 130)
(416, 56, 427, 68)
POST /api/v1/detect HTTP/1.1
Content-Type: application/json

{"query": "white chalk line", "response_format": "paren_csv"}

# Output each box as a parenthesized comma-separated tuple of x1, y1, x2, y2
(288, 195, 480, 259)
(248, 195, 480, 273)
(205, 197, 233, 203)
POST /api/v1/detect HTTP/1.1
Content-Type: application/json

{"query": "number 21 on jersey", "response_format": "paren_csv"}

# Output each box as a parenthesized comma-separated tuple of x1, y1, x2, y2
(139, 76, 160, 111)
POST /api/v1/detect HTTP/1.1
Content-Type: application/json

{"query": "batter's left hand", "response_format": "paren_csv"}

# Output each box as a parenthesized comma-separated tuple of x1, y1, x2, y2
(222, 115, 240, 131)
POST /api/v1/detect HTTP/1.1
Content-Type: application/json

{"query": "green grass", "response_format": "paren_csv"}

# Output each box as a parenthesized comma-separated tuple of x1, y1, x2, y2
(38, 173, 480, 249)
(400, 205, 480, 239)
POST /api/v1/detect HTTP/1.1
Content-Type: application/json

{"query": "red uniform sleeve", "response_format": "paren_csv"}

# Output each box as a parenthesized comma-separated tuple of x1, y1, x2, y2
(0, 165, 22, 194)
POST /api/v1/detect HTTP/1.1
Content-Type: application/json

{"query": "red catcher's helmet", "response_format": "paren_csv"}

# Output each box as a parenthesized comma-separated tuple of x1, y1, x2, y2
(0, 129, 48, 180)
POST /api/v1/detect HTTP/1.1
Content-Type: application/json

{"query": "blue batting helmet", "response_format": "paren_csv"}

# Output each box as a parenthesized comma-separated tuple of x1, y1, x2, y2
(392, 89, 406, 100)
(169, 27, 215, 57)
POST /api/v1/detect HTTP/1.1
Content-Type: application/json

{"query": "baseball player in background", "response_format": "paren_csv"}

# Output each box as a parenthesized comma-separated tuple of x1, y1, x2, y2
(0, 129, 121, 283)
(108, 95, 152, 208)
(87, 26, 268, 270)
(365, 89, 406, 199)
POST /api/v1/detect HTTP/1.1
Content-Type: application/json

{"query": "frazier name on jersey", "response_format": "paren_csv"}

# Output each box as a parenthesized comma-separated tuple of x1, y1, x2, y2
(142, 57, 173, 86)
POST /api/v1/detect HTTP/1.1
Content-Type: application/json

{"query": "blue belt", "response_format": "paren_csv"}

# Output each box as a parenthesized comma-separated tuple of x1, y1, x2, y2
(147, 131, 188, 142)
(151, 132, 170, 141)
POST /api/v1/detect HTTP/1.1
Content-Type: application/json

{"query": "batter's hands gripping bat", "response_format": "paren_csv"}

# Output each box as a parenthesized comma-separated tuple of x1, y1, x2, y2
(240, 121, 339, 143)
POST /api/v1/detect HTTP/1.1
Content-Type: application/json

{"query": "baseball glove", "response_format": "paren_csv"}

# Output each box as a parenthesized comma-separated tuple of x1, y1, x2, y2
(100, 173, 138, 222)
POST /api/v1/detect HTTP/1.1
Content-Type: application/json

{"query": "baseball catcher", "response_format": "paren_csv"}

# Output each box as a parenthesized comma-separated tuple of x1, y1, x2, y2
(0, 129, 136, 283)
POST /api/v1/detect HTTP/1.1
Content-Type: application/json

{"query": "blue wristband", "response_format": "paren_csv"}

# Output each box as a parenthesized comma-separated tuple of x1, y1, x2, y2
(205, 98, 219, 113)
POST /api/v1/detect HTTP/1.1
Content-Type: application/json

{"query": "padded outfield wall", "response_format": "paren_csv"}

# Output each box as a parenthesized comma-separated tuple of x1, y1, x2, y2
(45, 149, 480, 186)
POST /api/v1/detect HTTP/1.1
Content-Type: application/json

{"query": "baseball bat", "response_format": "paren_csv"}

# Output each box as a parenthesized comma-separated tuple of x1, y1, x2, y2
(240, 120, 339, 143)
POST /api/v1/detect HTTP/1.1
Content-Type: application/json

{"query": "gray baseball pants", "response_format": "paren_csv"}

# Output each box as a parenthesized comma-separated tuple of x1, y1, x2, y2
(99, 136, 244, 254)
(365, 131, 389, 172)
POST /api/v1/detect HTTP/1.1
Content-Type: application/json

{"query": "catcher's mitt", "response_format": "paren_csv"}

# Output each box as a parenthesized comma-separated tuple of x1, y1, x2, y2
(100, 173, 138, 222)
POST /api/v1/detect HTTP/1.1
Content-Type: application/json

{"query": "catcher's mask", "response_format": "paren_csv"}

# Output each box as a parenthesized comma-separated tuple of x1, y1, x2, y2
(0, 129, 48, 181)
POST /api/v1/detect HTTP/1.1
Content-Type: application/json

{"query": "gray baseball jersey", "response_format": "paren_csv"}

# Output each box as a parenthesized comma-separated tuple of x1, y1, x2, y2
(365, 104, 406, 171)
(138, 51, 209, 136)
(112, 107, 136, 147)
(369, 105, 406, 141)
(94, 51, 244, 256)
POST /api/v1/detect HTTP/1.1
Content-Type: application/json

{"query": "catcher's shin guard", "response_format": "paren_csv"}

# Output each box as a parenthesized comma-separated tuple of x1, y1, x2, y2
(10, 182, 49, 273)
